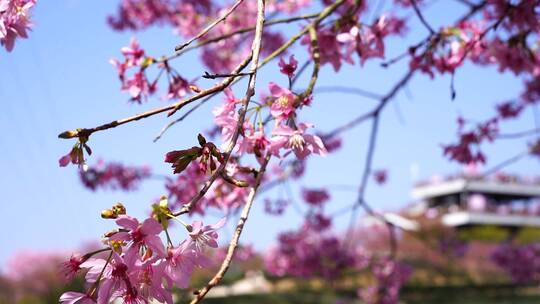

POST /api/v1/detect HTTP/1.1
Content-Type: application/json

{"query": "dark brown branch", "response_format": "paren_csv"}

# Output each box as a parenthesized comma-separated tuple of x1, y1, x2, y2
(202, 71, 253, 79)
(59, 55, 252, 140)
(411, 0, 435, 34)
(220, 172, 249, 187)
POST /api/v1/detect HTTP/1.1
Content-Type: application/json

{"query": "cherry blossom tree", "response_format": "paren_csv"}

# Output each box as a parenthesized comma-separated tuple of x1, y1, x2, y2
(4, 0, 540, 303)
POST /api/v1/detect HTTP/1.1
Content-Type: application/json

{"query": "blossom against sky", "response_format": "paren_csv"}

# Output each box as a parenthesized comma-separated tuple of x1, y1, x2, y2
(0, 0, 538, 269)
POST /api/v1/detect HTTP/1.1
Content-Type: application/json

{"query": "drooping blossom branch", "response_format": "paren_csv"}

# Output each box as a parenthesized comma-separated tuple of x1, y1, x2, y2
(190, 154, 270, 303)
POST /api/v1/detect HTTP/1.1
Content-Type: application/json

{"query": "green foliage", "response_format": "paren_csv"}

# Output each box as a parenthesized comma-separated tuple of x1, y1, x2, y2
(458, 226, 510, 242)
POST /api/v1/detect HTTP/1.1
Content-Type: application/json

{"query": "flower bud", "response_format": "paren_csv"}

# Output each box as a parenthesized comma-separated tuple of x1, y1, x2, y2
(112, 202, 126, 215)
(58, 130, 79, 139)
(101, 209, 117, 219)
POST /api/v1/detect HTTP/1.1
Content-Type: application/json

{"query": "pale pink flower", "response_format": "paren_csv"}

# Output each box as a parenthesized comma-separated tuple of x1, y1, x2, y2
(165, 75, 193, 100)
(213, 88, 241, 146)
(80, 251, 138, 304)
(111, 215, 166, 257)
(270, 0, 311, 14)
(61, 254, 86, 280)
(0, 0, 36, 52)
(121, 37, 145, 67)
(189, 218, 226, 251)
(269, 123, 327, 159)
(59, 291, 95, 304)
(132, 259, 173, 304)
(269, 82, 296, 120)
(163, 241, 199, 288)
(238, 127, 270, 157)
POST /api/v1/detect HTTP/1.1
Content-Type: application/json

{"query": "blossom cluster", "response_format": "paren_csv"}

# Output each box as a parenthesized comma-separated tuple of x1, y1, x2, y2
(491, 243, 540, 284)
(359, 259, 412, 304)
(79, 160, 151, 191)
(0, 0, 35, 52)
(265, 230, 360, 280)
(165, 161, 254, 214)
(59, 203, 226, 304)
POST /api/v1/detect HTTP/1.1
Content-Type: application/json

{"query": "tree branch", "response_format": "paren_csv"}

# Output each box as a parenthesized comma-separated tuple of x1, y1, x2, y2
(174, 0, 245, 52)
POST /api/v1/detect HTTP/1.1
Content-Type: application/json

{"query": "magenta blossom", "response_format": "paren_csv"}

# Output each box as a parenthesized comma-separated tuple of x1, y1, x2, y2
(269, 123, 327, 159)
(188, 218, 226, 251)
(61, 254, 87, 280)
(302, 188, 330, 206)
(132, 258, 173, 304)
(86, 251, 138, 304)
(278, 54, 298, 78)
(163, 241, 206, 288)
(111, 215, 166, 257)
(373, 169, 388, 185)
(269, 82, 296, 120)
(238, 127, 270, 157)
(59, 146, 85, 168)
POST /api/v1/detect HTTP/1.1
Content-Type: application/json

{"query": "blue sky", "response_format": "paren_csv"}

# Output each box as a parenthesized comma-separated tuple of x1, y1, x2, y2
(0, 0, 538, 268)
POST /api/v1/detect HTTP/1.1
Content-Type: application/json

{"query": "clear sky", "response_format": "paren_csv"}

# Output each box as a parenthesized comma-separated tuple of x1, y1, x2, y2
(0, 0, 538, 268)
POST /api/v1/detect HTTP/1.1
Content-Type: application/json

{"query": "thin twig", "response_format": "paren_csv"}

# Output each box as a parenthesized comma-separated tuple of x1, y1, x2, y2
(481, 151, 528, 177)
(314, 86, 383, 100)
(290, 60, 311, 88)
(202, 71, 253, 79)
(411, 0, 435, 34)
(59, 55, 252, 140)
(497, 128, 540, 139)
(174, 0, 245, 52)
(167, 13, 321, 61)
(153, 96, 212, 142)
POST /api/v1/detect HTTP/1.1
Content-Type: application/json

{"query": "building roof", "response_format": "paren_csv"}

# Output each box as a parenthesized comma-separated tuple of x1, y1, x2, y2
(442, 211, 540, 228)
(412, 178, 540, 201)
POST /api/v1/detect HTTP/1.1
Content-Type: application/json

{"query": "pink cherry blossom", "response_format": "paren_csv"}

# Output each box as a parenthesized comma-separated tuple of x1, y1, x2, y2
(269, 123, 327, 159)
(111, 215, 166, 257)
(269, 82, 297, 120)
(80, 160, 151, 191)
(163, 241, 199, 288)
(131, 258, 173, 304)
(303, 27, 343, 71)
(59, 291, 95, 304)
(188, 218, 226, 251)
(0, 0, 36, 52)
(337, 15, 406, 65)
(269, 0, 311, 14)
(301, 188, 330, 206)
(373, 169, 388, 185)
(82, 251, 139, 304)
(278, 54, 298, 78)
(238, 127, 270, 158)
(61, 254, 86, 280)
